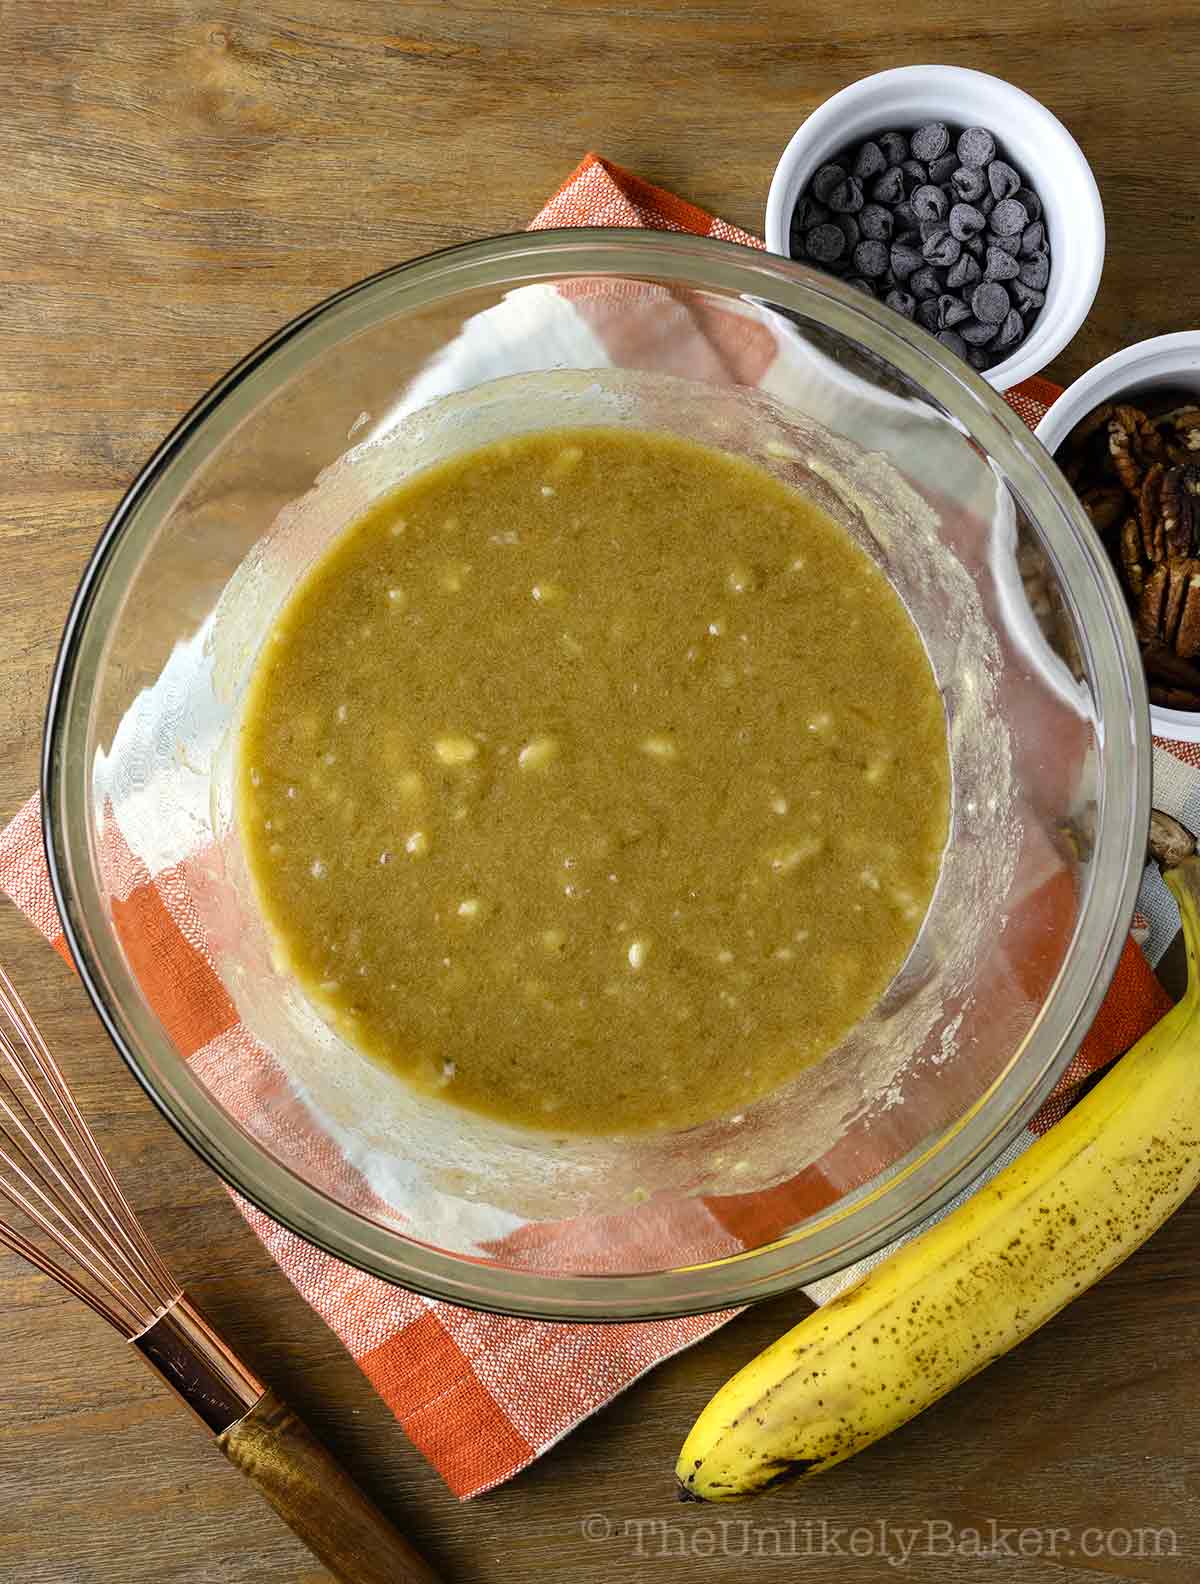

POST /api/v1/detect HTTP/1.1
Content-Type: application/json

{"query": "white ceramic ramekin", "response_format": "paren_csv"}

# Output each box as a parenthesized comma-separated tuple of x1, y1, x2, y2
(765, 65, 1105, 392)
(1035, 332, 1200, 743)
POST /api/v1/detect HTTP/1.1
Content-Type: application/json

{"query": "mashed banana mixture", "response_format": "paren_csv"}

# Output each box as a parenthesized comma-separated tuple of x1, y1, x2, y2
(239, 428, 949, 1133)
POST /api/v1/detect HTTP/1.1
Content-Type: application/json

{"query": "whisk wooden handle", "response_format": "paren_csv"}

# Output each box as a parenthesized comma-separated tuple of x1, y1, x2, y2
(218, 1388, 440, 1584)
(135, 1297, 439, 1583)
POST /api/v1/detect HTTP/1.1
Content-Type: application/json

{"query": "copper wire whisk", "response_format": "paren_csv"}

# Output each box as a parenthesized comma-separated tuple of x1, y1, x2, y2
(0, 962, 437, 1584)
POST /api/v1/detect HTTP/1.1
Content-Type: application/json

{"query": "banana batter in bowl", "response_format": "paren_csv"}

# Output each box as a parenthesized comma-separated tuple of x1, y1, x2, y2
(239, 426, 949, 1134)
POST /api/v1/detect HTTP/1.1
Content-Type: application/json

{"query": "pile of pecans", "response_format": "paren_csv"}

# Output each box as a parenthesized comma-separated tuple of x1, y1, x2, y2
(1060, 398, 1200, 707)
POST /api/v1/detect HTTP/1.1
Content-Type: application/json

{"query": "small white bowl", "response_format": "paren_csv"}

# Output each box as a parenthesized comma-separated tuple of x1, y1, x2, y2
(765, 65, 1105, 392)
(1035, 332, 1200, 743)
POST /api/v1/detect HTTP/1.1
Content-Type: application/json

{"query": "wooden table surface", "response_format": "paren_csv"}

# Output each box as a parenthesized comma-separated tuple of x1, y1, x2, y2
(2, 3, 1199, 1580)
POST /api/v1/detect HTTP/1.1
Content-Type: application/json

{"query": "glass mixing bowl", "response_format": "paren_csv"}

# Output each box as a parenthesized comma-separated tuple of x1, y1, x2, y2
(42, 231, 1149, 1320)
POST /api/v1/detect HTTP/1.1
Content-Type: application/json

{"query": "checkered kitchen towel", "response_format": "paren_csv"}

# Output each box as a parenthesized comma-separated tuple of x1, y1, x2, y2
(0, 153, 1179, 1497)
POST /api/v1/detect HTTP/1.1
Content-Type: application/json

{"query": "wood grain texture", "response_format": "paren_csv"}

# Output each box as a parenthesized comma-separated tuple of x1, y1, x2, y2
(0, 1, 1198, 1579)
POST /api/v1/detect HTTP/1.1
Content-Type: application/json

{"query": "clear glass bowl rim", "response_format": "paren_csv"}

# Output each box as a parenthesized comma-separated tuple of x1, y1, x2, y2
(41, 228, 1151, 1320)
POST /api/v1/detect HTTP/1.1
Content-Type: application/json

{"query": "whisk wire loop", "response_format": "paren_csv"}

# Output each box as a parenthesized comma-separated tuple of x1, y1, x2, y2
(0, 963, 178, 1336)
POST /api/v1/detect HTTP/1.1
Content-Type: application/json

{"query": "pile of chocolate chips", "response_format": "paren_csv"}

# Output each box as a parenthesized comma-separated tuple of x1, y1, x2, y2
(790, 124, 1050, 371)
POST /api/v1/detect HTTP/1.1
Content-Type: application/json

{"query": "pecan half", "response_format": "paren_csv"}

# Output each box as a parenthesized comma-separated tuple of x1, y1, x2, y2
(1157, 406, 1200, 458)
(1120, 518, 1145, 597)
(1136, 564, 1169, 644)
(1159, 463, 1200, 560)
(1109, 403, 1167, 491)
(1109, 408, 1144, 490)
(1163, 557, 1200, 646)
(1139, 462, 1167, 561)
(1177, 571, 1200, 659)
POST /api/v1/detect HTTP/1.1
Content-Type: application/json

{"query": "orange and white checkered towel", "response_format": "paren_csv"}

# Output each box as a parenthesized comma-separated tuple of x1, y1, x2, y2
(0, 153, 1180, 1498)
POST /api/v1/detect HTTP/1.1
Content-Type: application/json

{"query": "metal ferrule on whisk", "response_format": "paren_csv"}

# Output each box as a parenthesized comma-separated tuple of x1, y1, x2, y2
(132, 1292, 265, 1435)
(0, 955, 265, 1436)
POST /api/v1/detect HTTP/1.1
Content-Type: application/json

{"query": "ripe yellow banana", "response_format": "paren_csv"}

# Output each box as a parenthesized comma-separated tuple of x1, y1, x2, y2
(678, 857, 1200, 1501)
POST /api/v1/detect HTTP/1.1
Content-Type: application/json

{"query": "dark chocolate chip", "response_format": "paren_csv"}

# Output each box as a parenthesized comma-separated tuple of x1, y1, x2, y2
(990, 197, 1028, 236)
(979, 194, 996, 218)
(936, 329, 967, 358)
(889, 242, 923, 281)
(793, 193, 830, 230)
(879, 267, 897, 292)
(894, 200, 918, 235)
(909, 265, 942, 299)
(859, 203, 894, 242)
(984, 244, 1020, 282)
(922, 224, 961, 267)
(949, 202, 986, 241)
(967, 346, 995, 370)
(792, 195, 829, 230)
(883, 288, 917, 319)
(988, 229, 1021, 256)
(806, 222, 846, 263)
(964, 235, 985, 260)
(900, 159, 928, 192)
(911, 122, 950, 162)
(987, 159, 1021, 201)
(993, 306, 1025, 350)
(845, 275, 876, 295)
(942, 296, 972, 328)
(853, 140, 887, 179)
(1020, 221, 1046, 257)
(1018, 251, 1050, 289)
(871, 167, 906, 205)
(1012, 279, 1046, 315)
(879, 131, 909, 166)
(826, 177, 865, 214)
(971, 281, 1011, 324)
(911, 183, 949, 222)
(928, 152, 959, 185)
(812, 163, 846, 203)
(853, 239, 890, 278)
(946, 253, 982, 289)
(916, 298, 941, 331)
(957, 127, 996, 169)
(836, 213, 861, 250)
(1015, 187, 1042, 222)
(960, 317, 998, 346)
(951, 165, 987, 203)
